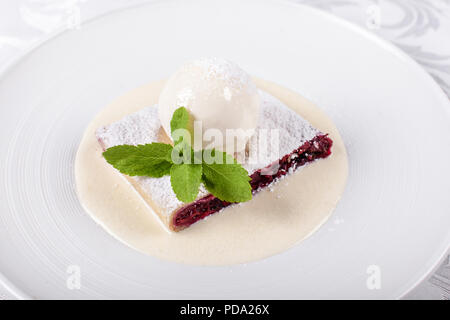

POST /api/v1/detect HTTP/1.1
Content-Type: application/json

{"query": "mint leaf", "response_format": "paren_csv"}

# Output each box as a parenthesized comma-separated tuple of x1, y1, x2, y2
(201, 149, 252, 202)
(170, 163, 202, 202)
(170, 107, 193, 146)
(103, 143, 173, 177)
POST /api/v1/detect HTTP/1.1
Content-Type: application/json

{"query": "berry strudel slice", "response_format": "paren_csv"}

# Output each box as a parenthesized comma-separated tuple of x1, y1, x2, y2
(96, 90, 332, 232)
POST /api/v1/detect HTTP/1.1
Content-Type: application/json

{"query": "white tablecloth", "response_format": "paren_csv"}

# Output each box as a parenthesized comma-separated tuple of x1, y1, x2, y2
(0, 0, 448, 300)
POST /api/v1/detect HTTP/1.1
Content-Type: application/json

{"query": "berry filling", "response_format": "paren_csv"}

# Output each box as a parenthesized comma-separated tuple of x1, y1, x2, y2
(172, 134, 333, 230)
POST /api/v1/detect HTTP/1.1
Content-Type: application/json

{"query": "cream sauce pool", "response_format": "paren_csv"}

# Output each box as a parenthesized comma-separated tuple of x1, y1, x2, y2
(75, 78, 348, 266)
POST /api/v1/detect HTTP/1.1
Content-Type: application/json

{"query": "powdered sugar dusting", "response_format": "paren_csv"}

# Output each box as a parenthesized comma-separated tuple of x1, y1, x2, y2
(96, 90, 321, 218)
(96, 107, 161, 147)
(244, 90, 320, 174)
(191, 57, 254, 90)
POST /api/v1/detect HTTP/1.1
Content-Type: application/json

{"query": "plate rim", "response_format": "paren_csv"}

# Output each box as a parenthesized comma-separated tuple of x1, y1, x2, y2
(0, 0, 448, 299)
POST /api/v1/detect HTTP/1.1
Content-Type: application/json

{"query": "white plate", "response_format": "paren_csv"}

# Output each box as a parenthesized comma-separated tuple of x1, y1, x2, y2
(0, 0, 449, 299)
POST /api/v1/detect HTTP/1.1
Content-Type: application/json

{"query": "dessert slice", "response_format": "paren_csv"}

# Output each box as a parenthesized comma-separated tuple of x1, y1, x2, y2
(96, 91, 332, 231)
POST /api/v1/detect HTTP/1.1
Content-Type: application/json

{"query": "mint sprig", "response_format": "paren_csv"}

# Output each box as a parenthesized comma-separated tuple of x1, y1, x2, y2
(103, 107, 252, 203)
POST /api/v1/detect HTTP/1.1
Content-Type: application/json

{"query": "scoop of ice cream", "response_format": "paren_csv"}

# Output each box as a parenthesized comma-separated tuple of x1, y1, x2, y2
(158, 58, 260, 153)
